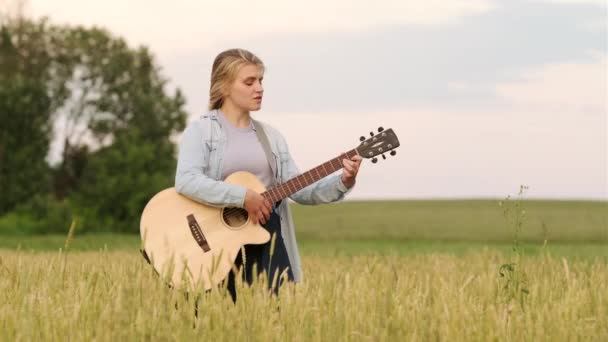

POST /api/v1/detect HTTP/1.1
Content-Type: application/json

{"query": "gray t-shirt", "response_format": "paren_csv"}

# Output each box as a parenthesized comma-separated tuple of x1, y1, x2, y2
(218, 112, 274, 188)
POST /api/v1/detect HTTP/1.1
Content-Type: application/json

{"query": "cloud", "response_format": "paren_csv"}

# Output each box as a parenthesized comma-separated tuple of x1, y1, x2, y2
(159, 0, 605, 115)
(29, 0, 494, 53)
(27, 0, 605, 115)
(534, 0, 606, 4)
(496, 55, 607, 112)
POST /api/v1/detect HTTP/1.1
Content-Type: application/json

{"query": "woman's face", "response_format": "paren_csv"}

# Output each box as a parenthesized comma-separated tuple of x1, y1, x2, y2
(225, 63, 264, 112)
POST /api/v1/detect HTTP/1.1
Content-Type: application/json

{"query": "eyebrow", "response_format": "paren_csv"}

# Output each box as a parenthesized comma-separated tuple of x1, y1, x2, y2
(243, 76, 263, 81)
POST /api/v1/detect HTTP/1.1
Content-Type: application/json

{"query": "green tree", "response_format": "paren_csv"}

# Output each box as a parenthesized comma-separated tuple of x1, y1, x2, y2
(53, 27, 188, 232)
(72, 132, 178, 232)
(0, 76, 52, 215)
(0, 20, 55, 215)
(0, 16, 188, 233)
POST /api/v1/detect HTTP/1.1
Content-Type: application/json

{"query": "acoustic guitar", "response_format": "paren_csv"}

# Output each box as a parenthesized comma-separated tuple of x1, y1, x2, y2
(139, 127, 400, 290)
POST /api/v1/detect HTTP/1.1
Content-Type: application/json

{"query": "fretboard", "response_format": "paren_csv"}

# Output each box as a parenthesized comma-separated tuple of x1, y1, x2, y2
(262, 149, 359, 203)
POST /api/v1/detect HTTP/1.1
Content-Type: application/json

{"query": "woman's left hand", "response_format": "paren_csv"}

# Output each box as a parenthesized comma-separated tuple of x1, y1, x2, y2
(341, 155, 363, 189)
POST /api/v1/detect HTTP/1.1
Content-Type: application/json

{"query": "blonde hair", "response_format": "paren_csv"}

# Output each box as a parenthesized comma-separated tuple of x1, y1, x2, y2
(208, 48, 265, 110)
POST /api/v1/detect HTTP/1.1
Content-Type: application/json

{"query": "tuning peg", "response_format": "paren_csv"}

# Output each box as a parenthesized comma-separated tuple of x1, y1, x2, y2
(378, 126, 384, 132)
(359, 136, 365, 142)
(390, 150, 397, 156)
(371, 157, 378, 163)
(382, 154, 386, 160)
(369, 132, 374, 137)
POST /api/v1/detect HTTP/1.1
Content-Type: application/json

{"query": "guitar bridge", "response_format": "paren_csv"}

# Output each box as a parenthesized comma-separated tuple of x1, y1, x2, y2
(187, 214, 211, 252)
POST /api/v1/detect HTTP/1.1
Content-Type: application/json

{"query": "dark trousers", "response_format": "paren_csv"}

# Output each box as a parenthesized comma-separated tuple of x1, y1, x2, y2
(225, 209, 294, 302)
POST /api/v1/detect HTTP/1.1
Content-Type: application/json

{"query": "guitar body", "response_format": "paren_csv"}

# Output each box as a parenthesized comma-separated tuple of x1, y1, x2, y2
(139, 171, 270, 290)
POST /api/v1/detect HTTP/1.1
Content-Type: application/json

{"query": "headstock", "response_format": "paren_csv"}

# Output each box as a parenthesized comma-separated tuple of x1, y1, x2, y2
(357, 127, 400, 163)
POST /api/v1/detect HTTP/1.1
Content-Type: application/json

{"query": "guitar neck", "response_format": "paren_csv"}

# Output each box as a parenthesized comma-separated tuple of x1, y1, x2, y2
(262, 149, 359, 203)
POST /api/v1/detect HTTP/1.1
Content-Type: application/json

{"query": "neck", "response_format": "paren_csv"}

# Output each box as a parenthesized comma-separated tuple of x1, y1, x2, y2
(261, 149, 360, 203)
(219, 101, 251, 128)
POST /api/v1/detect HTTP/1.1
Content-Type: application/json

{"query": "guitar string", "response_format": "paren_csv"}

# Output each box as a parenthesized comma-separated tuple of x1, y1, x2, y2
(193, 150, 363, 226)
(218, 153, 353, 223)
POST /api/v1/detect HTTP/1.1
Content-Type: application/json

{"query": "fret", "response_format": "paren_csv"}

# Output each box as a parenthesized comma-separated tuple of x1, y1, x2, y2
(261, 149, 359, 201)
(294, 175, 304, 189)
(335, 157, 342, 170)
(269, 188, 278, 203)
(314, 166, 322, 180)
(331, 159, 338, 171)
(264, 189, 271, 202)
(274, 188, 281, 202)
(286, 181, 297, 194)
(303, 173, 311, 186)
(326, 159, 335, 172)
(281, 182, 290, 195)
(321, 163, 328, 176)
(308, 170, 318, 184)
(277, 186, 287, 199)
(290, 177, 298, 190)
(305, 171, 316, 186)
(301, 175, 308, 189)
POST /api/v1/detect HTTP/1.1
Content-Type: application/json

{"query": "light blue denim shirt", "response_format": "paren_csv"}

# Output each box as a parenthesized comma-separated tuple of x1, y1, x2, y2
(175, 109, 352, 282)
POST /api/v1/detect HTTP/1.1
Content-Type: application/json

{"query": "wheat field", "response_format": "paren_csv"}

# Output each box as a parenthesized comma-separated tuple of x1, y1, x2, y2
(0, 248, 606, 341)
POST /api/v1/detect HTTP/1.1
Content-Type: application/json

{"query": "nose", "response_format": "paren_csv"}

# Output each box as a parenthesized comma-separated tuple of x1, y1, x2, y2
(254, 80, 263, 93)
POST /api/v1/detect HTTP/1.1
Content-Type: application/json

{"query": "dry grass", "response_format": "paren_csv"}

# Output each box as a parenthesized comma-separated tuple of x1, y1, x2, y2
(0, 249, 606, 341)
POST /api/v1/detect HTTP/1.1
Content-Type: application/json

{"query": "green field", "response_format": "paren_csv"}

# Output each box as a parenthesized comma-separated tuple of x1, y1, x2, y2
(1, 200, 606, 257)
(1, 200, 606, 340)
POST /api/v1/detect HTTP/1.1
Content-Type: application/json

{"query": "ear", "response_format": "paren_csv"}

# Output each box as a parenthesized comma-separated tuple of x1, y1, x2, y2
(221, 84, 231, 99)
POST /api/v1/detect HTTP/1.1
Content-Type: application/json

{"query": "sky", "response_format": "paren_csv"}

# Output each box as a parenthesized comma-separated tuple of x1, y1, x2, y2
(18, 0, 608, 199)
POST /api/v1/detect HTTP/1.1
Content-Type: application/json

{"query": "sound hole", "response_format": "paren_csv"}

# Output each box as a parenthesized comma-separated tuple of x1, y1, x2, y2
(222, 207, 249, 229)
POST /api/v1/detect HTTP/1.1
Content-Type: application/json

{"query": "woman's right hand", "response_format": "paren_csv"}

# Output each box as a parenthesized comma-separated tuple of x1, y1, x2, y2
(244, 189, 272, 225)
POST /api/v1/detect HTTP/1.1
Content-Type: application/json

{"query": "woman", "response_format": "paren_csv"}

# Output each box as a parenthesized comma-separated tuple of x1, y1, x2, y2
(175, 48, 362, 301)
